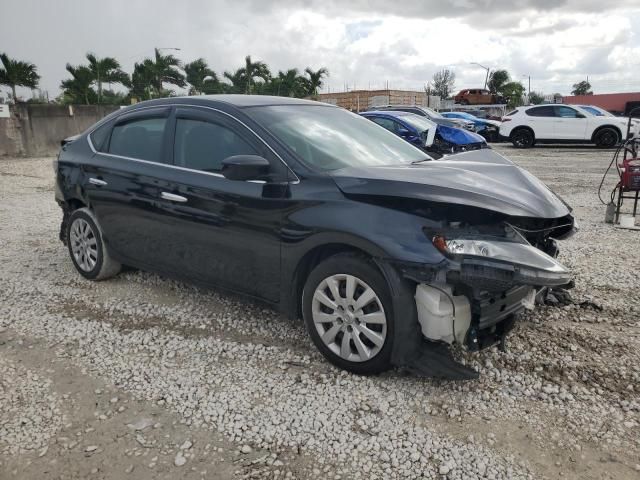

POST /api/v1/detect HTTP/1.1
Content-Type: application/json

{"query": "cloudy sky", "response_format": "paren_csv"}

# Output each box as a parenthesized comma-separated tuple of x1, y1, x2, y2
(2, 0, 640, 100)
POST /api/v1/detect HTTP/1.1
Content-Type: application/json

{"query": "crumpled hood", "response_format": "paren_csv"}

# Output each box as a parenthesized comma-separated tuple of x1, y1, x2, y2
(330, 149, 571, 218)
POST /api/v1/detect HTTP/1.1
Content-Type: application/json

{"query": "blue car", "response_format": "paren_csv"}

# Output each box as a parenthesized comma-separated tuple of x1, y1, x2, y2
(361, 110, 488, 156)
(441, 111, 502, 142)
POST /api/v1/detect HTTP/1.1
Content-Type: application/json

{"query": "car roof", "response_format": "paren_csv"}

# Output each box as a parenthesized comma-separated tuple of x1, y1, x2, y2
(363, 110, 411, 117)
(122, 94, 328, 109)
(374, 105, 424, 110)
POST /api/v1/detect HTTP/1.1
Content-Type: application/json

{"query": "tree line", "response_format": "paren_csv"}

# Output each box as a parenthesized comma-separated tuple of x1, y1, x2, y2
(429, 68, 594, 107)
(0, 50, 329, 105)
(0, 50, 596, 107)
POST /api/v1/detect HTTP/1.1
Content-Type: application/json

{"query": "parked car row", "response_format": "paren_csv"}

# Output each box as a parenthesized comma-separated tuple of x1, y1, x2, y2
(368, 105, 476, 131)
(361, 110, 488, 156)
(55, 94, 576, 378)
(499, 104, 640, 148)
(441, 111, 502, 142)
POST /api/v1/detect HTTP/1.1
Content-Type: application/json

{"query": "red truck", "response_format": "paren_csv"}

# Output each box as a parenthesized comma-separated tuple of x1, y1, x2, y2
(454, 89, 504, 105)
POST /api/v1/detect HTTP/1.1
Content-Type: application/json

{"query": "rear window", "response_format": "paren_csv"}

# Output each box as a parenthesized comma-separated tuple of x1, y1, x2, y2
(526, 106, 555, 117)
(89, 122, 111, 152)
(108, 117, 167, 162)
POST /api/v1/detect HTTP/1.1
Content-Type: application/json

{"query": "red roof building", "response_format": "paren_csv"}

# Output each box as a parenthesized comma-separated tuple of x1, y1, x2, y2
(563, 92, 640, 115)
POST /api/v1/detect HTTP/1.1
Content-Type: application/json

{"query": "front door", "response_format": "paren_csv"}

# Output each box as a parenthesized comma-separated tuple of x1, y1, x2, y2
(554, 106, 588, 140)
(152, 106, 291, 302)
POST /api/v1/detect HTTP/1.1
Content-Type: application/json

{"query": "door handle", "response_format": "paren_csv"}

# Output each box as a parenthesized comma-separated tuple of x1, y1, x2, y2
(160, 192, 187, 203)
(89, 177, 107, 186)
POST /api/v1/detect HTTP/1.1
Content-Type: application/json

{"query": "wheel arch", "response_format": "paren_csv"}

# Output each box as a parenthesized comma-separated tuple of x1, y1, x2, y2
(591, 124, 622, 143)
(509, 125, 535, 139)
(58, 197, 89, 244)
(286, 241, 385, 321)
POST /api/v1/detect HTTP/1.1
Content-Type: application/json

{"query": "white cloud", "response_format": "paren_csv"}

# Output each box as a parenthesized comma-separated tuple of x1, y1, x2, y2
(1, 0, 638, 99)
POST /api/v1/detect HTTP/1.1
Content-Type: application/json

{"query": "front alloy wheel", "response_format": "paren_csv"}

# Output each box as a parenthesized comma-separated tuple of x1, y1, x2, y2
(302, 253, 394, 374)
(311, 274, 387, 363)
(594, 128, 619, 148)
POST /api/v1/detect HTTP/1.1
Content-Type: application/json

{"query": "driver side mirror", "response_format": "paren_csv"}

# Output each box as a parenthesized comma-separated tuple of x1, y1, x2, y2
(397, 127, 412, 138)
(221, 155, 270, 181)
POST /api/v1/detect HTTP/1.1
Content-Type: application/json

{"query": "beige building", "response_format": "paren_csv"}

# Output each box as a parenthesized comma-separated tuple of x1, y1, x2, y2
(313, 89, 441, 112)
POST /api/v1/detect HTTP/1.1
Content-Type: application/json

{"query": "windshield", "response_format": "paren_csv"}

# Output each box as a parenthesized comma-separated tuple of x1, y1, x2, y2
(246, 105, 428, 171)
(580, 105, 613, 117)
(399, 114, 435, 132)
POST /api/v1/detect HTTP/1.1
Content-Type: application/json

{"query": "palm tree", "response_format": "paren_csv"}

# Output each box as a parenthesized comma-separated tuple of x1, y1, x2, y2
(60, 64, 96, 105)
(240, 55, 270, 94)
(223, 68, 246, 94)
(85, 53, 129, 104)
(304, 67, 328, 96)
(184, 58, 218, 95)
(0, 52, 40, 103)
(130, 61, 155, 101)
(275, 69, 305, 97)
(133, 48, 186, 98)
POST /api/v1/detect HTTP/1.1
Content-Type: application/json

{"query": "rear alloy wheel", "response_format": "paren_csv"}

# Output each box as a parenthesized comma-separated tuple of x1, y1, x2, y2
(511, 128, 535, 148)
(302, 254, 393, 374)
(67, 208, 121, 280)
(594, 127, 619, 148)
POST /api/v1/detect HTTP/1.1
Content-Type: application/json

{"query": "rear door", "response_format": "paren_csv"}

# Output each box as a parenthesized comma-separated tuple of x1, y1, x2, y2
(150, 106, 290, 301)
(84, 107, 173, 265)
(553, 105, 588, 140)
(523, 105, 556, 139)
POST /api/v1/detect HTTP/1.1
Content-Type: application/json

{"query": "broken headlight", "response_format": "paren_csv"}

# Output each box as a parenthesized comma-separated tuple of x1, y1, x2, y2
(432, 235, 571, 286)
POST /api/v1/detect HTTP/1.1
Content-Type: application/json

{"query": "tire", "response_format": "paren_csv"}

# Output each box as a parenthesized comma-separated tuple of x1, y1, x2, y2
(302, 253, 394, 375)
(461, 99, 470, 105)
(511, 128, 535, 148)
(594, 127, 619, 148)
(66, 207, 121, 280)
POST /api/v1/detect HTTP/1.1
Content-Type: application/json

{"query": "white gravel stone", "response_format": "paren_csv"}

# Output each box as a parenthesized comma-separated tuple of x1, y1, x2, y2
(1, 150, 638, 479)
(174, 451, 187, 466)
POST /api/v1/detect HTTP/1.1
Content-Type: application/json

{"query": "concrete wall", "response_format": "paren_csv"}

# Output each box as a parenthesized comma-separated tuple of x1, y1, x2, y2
(0, 104, 119, 157)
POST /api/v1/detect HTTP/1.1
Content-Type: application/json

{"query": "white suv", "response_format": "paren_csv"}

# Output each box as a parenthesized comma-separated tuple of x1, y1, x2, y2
(499, 104, 637, 148)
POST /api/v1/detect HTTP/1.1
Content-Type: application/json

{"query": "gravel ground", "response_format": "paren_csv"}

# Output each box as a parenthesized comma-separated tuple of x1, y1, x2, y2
(1, 145, 639, 479)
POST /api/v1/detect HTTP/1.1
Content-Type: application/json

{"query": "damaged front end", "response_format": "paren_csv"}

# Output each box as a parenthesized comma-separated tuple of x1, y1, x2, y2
(392, 216, 574, 379)
(331, 150, 576, 379)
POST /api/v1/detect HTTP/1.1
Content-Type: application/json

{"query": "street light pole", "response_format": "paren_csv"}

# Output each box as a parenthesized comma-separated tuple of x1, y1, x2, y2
(471, 62, 490, 89)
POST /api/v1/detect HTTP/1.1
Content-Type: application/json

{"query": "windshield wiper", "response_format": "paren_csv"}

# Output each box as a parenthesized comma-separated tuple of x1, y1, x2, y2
(411, 157, 432, 164)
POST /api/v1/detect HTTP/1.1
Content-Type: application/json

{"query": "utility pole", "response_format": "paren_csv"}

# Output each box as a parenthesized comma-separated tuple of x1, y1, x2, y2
(471, 63, 490, 89)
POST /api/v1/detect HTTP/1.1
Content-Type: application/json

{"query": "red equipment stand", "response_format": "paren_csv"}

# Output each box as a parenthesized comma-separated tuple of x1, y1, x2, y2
(614, 184, 640, 224)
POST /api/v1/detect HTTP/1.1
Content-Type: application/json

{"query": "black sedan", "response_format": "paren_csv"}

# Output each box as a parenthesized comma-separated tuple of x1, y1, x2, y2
(55, 95, 575, 379)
